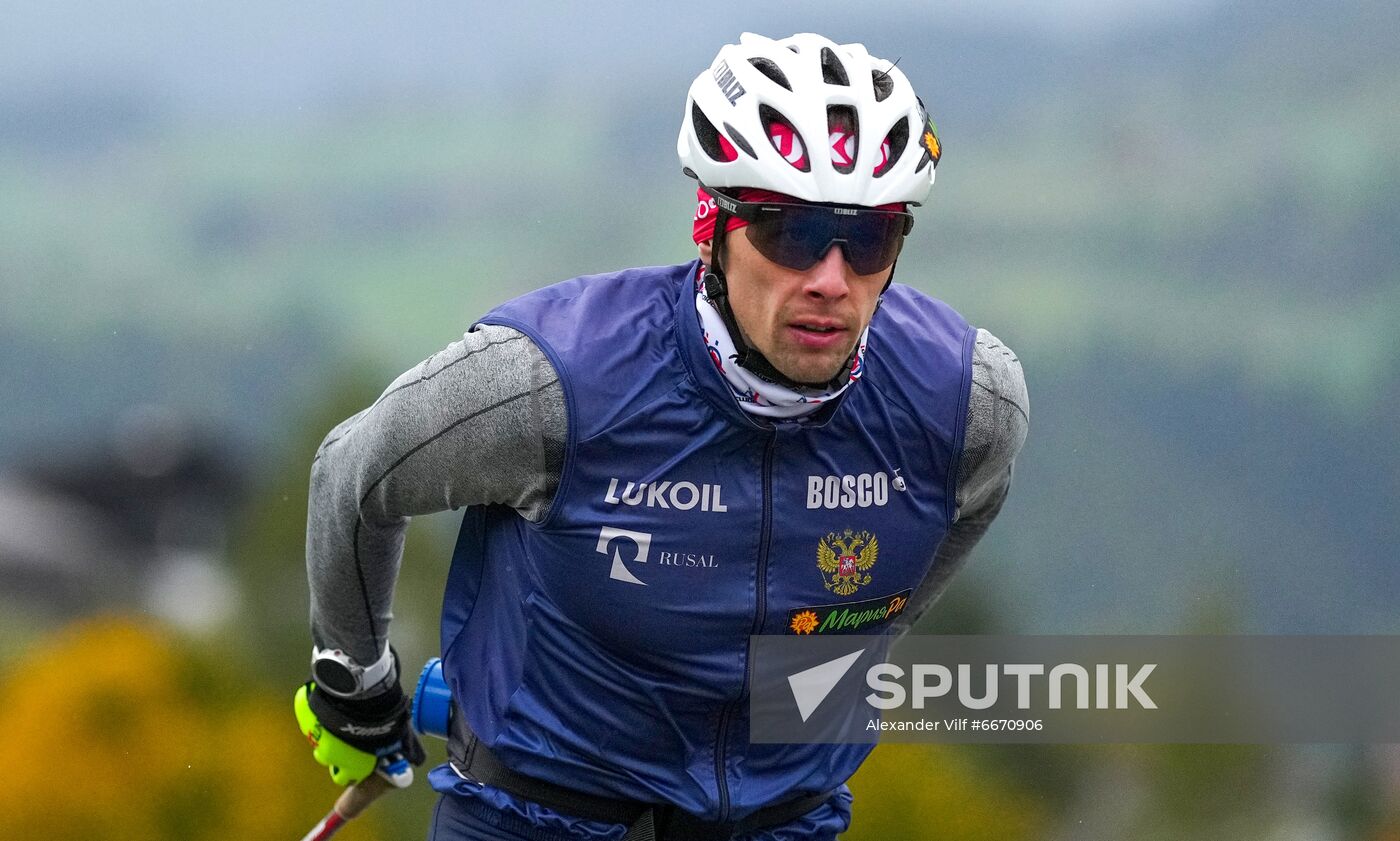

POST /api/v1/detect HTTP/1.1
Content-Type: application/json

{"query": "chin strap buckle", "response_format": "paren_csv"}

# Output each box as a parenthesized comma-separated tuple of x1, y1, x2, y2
(701, 269, 725, 302)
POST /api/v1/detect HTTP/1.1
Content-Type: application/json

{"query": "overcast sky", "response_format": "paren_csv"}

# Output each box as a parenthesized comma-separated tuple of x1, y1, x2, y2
(2, 0, 1222, 116)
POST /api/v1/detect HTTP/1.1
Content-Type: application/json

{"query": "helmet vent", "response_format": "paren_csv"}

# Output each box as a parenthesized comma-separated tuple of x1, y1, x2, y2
(873, 117, 909, 178)
(722, 122, 758, 159)
(748, 57, 792, 91)
(760, 104, 811, 172)
(692, 101, 738, 163)
(871, 69, 895, 102)
(820, 48, 850, 86)
(827, 105, 858, 174)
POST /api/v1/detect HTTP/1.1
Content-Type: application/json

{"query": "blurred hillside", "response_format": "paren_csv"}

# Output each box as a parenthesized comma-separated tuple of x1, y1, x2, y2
(3, 0, 1395, 636)
(3, 2, 1400, 838)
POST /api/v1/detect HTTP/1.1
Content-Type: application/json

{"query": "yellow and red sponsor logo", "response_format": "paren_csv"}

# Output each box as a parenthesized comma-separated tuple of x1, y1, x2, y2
(787, 589, 912, 635)
(790, 610, 821, 635)
(922, 128, 941, 164)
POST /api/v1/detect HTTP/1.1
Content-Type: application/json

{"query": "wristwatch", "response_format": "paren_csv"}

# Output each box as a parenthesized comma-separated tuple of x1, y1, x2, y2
(311, 645, 395, 697)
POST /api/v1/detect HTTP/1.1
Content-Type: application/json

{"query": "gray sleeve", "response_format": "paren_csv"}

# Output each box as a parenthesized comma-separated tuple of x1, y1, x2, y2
(306, 324, 566, 667)
(894, 328, 1028, 633)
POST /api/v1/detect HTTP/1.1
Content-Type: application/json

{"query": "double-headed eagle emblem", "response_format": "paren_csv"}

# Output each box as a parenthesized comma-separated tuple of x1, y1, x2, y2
(817, 528, 878, 596)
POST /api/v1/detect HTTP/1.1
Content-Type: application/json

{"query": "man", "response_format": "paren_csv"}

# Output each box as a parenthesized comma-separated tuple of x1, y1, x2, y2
(298, 32, 1028, 841)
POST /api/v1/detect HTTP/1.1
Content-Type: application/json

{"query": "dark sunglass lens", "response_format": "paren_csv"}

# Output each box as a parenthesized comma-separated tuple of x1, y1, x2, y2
(831, 215, 897, 274)
(746, 210, 830, 271)
(744, 206, 907, 274)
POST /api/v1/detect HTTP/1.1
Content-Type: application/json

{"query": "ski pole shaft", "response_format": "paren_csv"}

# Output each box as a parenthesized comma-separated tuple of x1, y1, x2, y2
(300, 772, 393, 841)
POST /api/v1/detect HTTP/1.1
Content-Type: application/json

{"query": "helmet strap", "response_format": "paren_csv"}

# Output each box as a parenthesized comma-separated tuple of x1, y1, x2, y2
(701, 214, 860, 392)
(882, 258, 898, 294)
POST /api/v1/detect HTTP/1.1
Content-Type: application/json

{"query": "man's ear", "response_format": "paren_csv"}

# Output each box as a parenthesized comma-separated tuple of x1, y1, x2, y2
(698, 239, 712, 266)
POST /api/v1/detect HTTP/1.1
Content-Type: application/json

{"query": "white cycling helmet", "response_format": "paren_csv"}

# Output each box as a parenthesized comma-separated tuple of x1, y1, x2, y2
(678, 32, 940, 207)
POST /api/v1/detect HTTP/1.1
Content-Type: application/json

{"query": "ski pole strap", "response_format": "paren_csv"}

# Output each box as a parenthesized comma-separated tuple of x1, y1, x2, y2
(447, 714, 833, 841)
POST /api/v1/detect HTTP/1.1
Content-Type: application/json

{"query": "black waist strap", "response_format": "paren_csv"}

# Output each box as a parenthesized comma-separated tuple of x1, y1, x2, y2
(448, 711, 833, 841)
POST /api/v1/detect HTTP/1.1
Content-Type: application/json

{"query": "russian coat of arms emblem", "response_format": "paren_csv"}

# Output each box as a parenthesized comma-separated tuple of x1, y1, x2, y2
(816, 528, 878, 596)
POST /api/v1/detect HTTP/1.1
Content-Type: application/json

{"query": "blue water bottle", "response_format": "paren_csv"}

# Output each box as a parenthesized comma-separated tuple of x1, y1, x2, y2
(410, 657, 454, 740)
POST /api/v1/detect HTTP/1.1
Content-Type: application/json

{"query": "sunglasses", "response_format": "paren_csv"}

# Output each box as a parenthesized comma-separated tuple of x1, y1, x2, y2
(704, 185, 914, 276)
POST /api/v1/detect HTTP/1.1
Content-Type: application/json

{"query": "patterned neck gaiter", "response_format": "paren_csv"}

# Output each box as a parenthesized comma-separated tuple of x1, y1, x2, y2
(694, 269, 868, 419)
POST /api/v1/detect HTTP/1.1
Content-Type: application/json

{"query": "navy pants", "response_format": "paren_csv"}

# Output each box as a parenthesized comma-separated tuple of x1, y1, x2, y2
(427, 792, 608, 841)
(426, 789, 843, 841)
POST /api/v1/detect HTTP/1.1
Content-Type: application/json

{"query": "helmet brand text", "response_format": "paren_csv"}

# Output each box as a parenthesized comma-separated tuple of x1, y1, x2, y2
(712, 59, 747, 105)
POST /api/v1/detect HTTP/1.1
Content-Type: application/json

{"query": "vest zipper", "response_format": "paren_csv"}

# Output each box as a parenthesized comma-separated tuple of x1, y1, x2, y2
(714, 432, 777, 822)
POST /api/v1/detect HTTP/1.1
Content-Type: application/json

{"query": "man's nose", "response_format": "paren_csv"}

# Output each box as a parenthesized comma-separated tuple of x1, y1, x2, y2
(803, 243, 851, 299)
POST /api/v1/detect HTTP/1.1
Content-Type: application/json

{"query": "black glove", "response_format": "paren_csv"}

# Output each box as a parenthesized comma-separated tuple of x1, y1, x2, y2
(306, 679, 426, 764)
(296, 650, 426, 787)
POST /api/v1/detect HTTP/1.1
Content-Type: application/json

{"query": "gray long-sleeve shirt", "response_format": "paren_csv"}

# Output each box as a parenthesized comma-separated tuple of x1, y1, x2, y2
(308, 323, 1028, 668)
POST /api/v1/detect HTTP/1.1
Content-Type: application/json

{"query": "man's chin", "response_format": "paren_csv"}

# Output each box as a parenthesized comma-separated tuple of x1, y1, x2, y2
(772, 355, 849, 388)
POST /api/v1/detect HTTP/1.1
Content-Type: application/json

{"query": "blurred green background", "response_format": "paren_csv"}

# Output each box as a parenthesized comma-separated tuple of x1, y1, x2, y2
(2, 1, 1398, 838)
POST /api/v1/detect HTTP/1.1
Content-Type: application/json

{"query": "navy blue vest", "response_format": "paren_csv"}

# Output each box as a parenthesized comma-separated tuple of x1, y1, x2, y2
(440, 260, 973, 822)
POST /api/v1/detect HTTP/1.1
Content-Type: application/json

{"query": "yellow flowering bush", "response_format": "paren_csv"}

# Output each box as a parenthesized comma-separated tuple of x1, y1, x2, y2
(0, 616, 382, 840)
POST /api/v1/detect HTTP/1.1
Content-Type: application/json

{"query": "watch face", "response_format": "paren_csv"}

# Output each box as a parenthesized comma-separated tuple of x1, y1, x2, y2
(313, 657, 359, 695)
